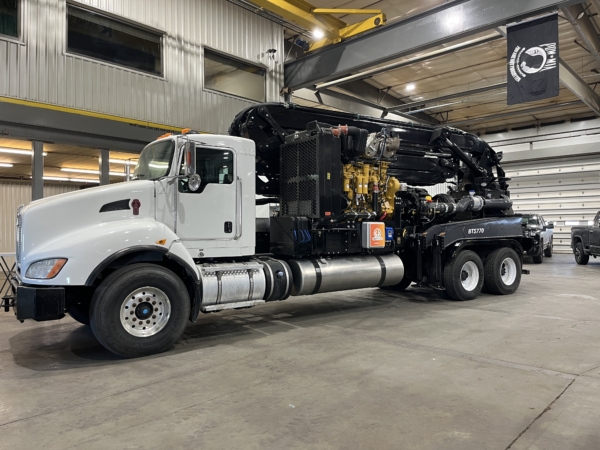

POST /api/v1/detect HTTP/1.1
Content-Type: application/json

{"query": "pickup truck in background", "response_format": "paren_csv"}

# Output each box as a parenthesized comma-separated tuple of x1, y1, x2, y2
(521, 214, 554, 264)
(571, 211, 600, 265)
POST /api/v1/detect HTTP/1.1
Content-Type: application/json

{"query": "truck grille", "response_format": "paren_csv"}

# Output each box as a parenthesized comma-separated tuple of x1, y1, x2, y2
(16, 205, 24, 263)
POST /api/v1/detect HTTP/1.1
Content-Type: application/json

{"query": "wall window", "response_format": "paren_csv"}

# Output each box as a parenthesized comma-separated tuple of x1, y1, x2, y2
(67, 5, 163, 76)
(204, 49, 265, 102)
(0, 0, 18, 38)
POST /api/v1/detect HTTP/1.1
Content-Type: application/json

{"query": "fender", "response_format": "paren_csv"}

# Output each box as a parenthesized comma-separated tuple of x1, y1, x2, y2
(20, 218, 187, 286)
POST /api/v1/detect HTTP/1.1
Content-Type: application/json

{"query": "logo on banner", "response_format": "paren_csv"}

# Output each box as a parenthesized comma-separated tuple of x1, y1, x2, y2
(509, 43, 557, 83)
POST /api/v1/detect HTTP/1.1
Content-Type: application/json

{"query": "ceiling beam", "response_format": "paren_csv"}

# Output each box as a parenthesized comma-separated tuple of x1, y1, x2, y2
(284, 0, 581, 89)
(386, 83, 507, 113)
(558, 58, 600, 116)
(445, 101, 582, 127)
(561, 4, 600, 67)
(330, 80, 439, 123)
(314, 33, 501, 91)
(293, 88, 434, 125)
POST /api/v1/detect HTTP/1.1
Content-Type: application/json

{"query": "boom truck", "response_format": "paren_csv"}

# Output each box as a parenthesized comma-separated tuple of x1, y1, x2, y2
(3, 103, 532, 357)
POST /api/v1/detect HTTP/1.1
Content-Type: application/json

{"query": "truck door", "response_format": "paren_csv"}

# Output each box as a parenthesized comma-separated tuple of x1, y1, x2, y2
(590, 212, 600, 254)
(176, 145, 238, 246)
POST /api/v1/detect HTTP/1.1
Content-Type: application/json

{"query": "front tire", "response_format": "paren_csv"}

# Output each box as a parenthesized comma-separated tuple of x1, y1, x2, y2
(443, 250, 484, 301)
(544, 237, 553, 257)
(90, 264, 190, 357)
(484, 247, 522, 295)
(533, 239, 544, 264)
(574, 241, 589, 265)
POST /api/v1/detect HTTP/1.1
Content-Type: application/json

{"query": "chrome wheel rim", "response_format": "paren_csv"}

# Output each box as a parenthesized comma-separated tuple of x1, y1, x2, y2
(120, 287, 171, 337)
(460, 261, 479, 291)
(500, 257, 517, 286)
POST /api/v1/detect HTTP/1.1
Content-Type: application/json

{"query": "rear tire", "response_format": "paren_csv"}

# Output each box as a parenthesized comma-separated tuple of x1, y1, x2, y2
(90, 264, 190, 358)
(443, 250, 484, 301)
(544, 238, 553, 257)
(533, 239, 544, 264)
(484, 247, 522, 295)
(574, 241, 589, 265)
(68, 301, 90, 326)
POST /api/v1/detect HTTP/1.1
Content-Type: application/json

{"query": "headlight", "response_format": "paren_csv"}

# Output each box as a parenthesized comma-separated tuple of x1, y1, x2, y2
(25, 259, 67, 279)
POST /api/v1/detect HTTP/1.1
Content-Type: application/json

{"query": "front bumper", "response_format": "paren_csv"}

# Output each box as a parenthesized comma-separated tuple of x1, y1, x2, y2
(14, 284, 65, 321)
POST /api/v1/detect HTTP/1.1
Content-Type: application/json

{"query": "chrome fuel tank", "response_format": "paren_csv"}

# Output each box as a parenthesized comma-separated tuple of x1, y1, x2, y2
(288, 254, 404, 296)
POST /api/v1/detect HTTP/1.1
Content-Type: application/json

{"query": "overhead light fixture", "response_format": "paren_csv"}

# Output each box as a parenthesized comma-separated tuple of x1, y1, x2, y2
(577, 11, 585, 19)
(61, 168, 126, 177)
(313, 28, 325, 40)
(0, 147, 48, 156)
(406, 83, 416, 92)
(42, 176, 99, 184)
(0, 162, 14, 168)
(108, 158, 138, 165)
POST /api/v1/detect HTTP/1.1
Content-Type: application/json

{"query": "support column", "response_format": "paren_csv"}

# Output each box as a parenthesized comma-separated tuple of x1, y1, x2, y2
(31, 141, 44, 201)
(99, 148, 110, 186)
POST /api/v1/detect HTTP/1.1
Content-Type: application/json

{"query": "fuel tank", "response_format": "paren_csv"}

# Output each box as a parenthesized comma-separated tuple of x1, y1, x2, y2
(287, 254, 404, 296)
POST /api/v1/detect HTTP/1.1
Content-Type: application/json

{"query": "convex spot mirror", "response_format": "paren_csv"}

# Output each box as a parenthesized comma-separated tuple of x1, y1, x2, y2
(188, 173, 202, 192)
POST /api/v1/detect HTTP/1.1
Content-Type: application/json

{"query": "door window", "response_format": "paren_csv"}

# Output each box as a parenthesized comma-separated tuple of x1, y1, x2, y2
(595, 212, 600, 227)
(179, 147, 234, 193)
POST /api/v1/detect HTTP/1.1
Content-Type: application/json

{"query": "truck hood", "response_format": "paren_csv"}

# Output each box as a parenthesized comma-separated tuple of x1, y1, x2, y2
(19, 181, 155, 264)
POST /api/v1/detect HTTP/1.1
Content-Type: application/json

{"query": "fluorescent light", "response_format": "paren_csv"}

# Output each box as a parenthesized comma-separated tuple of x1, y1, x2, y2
(589, 221, 594, 225)
(43, 176, 70, 182)
(406, 83, 416, 92)
(61, 168, 126, 177)
(149, 163, 168, 169)
(109, 158, 138, 165)
(61, 168, 98, 175)
(313, 28, 324, 39)
(0, 162, 14, 168)
(42, 176, 98, 184)
(0, 147, 47, 156)
(565, 221, 580, 226)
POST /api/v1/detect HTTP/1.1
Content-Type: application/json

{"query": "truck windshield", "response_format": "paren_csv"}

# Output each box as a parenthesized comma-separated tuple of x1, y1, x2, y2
(522, 216, 540, 226)
(133, 140, 174, 180)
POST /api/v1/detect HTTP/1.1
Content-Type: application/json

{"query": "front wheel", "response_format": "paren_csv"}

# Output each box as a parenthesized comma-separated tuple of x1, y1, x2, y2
(443, 250, 484, 301)
(533, 239, 544, 264)
(90, 264, 190, 357)
(544, 237, 553, 257)
(484, 247, 522, 295)
(574, 242, 589, 265)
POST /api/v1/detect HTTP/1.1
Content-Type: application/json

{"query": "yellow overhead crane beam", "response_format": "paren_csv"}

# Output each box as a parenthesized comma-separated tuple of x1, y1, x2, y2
(249, 0, 386, 51)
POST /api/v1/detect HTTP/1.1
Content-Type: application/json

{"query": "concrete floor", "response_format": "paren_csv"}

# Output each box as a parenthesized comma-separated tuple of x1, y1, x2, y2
(1, 254, 600, 449)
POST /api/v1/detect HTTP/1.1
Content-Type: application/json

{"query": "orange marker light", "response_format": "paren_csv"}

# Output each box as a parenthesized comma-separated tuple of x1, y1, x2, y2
(47, 259, 67, 279)
(157, 132, 172, 139)
(156, 239, 167, 245)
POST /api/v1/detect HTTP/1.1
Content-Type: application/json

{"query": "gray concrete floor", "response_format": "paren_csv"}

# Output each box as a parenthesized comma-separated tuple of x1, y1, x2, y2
(1, 254, 600, 449)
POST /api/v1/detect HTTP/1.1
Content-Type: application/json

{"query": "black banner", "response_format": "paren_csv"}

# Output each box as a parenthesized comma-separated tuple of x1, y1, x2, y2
(507, 14, 559, 105)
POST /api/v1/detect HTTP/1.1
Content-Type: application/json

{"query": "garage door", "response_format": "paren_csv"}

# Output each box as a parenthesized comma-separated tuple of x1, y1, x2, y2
(503, 155, 600, 253)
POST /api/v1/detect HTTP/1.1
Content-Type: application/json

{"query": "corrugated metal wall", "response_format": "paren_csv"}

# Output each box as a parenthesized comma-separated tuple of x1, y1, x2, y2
(0, 183, 78, 264)
(485, 120, 600, 255)
(0, 0, 284, 133)
(503, 155, 600, 254)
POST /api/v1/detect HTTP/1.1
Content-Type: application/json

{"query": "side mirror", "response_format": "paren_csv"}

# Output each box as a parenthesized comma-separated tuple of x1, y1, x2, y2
(184, 141, 196, 176)
(547, 223, 554, 229)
